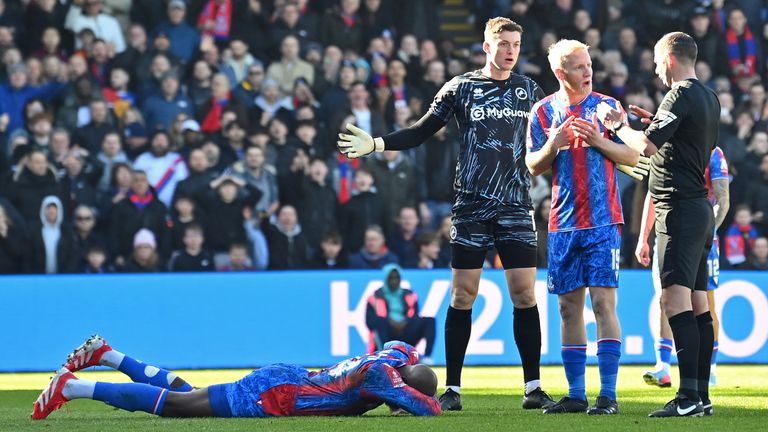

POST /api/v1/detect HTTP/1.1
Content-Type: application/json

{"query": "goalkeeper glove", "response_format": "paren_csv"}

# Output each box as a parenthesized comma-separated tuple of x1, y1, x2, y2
(617, 155, 650, 181)
(337, 124, 385, 158)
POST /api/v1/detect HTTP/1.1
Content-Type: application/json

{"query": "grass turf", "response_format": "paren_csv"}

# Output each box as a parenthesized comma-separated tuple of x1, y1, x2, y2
(1, 365, 765, 432)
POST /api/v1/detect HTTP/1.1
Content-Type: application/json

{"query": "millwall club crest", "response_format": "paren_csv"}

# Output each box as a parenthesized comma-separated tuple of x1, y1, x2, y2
(473, 88, 484, 99)
(515, 87, 528, 100)
(450, 225, 457, 240)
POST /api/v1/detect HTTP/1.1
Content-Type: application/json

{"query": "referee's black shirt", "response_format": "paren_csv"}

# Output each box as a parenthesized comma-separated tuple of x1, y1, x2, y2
(644, 79, 720, 203)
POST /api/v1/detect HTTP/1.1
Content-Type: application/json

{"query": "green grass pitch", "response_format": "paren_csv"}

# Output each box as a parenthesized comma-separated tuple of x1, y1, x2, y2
(1, 365, 765, 432)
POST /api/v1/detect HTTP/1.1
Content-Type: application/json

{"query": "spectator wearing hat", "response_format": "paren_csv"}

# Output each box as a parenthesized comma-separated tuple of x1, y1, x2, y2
(121, 107, 149, 160)
(65, 0, 126, 53)
(688, 6, 729, 78)
(26, 195, 79, 274)
(0, 63, 66, 135)
(154, 0, 200, 65)
(108, 170, 170, 267)
(133, 131, 188, 208)
(266, 35, 315, 98)
(120, 227, 164, 272)
(141, 71, 194, 132)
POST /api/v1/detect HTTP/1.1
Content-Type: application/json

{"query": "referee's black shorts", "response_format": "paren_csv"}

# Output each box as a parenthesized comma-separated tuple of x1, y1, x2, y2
(655, 198, 714, 291)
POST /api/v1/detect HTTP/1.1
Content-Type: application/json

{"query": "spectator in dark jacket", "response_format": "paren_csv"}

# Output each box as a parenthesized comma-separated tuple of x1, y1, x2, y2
(72, 204, 107, 267)
(339, 167, 387, 252)
(199, 174, 259, 254)
(168, 223, 215, 272)
(5, 149, 62, 222)
(369, 151, 419, 236)
(108, 170, 170, 267)
(73, 100, 115, 154)
(295, 158, 338, 250)
(141, 72, 194, 132)
(349, 225, 399, 269)
(0, 202, 25, 274)
(26, 195, 79, 274)
(320, 0, 364, 53)
(264, 204, 310, 269)
(388, 206, 421, 268)
(310, 230, 349, 269)
(60, 151, 103, 218)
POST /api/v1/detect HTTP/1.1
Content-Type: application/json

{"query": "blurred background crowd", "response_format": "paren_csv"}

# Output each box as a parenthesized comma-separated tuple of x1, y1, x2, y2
(0, 0, 767, 274)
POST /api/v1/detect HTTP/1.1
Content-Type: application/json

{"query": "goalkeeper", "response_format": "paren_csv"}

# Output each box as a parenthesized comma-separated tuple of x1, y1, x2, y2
(525, 39, 648, 415)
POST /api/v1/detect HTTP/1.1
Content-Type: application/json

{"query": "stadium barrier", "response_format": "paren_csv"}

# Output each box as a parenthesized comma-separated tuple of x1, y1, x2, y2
(2, 270, 766, 372)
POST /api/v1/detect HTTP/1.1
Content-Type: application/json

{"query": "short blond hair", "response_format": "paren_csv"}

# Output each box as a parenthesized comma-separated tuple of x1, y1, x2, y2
(484, 17, 523, 41)
(547, 39, 590, 72)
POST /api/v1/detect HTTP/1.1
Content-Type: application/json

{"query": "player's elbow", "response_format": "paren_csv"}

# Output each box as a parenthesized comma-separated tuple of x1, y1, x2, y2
(525, 155, 543, 176)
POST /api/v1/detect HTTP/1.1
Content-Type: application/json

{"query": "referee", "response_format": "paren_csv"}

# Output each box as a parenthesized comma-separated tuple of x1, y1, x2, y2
(601, 32, 719, 417)
(338, 17, 554, 412)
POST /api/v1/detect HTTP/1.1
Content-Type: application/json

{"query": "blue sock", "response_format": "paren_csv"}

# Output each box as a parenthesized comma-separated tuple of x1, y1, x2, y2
(93, 382, 168, 415)
(117, 355, 193, 392)
(711, 340, 718, 365)
(562, 345, 587, 401)
(597, 339, 621, 400)
(657, 337, 673, 366)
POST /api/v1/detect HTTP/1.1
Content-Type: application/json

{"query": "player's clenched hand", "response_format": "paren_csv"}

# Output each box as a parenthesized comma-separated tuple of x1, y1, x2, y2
(337, 124, 385, 158)
(635, 240, 651, 267)
(628, 104, 654, 125)
(617, 155, 650, 181)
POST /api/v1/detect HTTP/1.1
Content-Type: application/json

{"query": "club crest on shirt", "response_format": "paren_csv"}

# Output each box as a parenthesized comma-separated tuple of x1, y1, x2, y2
(515, 87, 528, 100)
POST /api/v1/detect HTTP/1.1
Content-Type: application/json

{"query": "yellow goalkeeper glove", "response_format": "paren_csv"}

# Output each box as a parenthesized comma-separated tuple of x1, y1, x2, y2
(617, 155, 650, 181)
(337, 124, 385, 159)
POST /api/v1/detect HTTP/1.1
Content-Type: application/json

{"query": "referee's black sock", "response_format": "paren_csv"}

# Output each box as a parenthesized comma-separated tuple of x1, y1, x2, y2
(668, 310, 701, 402)
(445, 306, 472, 388)
(514, 305, 541, 384)
(696, 311, 715, 401)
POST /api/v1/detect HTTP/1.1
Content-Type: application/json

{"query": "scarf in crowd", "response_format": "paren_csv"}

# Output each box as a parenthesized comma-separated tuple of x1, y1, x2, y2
(725, 223, 758, 265)
(726, 26, 757, 78)
(129, 190, 155, 211)
(201, 94, 231, 133)
(336, 154, 359, 204)
(340, 11, 357, 28)
(198, 0, 232, 40)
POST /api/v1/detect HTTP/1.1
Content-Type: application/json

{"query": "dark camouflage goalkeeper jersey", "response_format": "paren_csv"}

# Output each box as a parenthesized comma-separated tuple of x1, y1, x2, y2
(428, 70, 544, 217)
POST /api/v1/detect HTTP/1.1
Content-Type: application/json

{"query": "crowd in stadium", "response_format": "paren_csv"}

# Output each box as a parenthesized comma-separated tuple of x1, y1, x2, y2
(0, 0, 767, 274)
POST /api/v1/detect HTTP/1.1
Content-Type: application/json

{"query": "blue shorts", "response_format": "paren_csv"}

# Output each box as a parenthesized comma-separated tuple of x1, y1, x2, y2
(208, 363, 307, 417)
(652, 234, 719, 291)
(547, 224, 621, 295)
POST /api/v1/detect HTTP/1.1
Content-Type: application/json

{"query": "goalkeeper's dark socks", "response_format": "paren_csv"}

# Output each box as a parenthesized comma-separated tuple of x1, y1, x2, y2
(514, 305, 542, 384)
(445, 306, 472, 387)
(93, 382, 169, 415)
(562, 344, 587, 400)
(116, 353, 193, 392)
(668, 311, 700, 401)
(696, 312, 715, 401)
(597, 339, 621, 400)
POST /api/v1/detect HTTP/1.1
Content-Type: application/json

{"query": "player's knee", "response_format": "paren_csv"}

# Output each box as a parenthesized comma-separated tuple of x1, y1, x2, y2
(558, 302, 581, 324)
(451, 288, 476, 309)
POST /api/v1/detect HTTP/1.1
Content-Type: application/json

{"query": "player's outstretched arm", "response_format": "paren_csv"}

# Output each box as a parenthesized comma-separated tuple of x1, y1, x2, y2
(600, 106, 659, 156)
(337, 113, 447, 159)
(360, 364, 441, 416)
